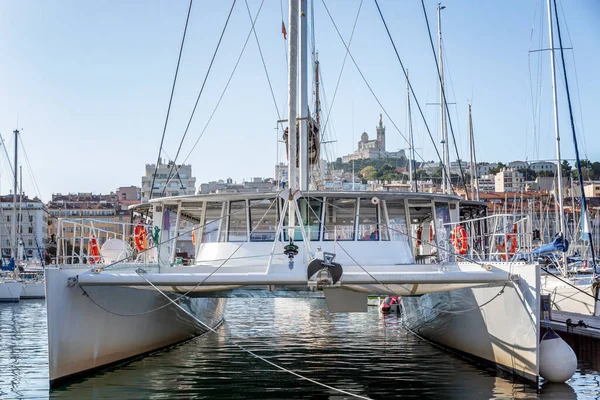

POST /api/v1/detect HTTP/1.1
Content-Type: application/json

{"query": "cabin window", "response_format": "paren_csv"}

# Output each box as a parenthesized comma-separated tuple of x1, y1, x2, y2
(384, 199, 408, 242)
(202, 202, 223, 243)
(358, 199, 379, 241)
(250, 198, 278, 242)
(283, 197, 322, 241)
(227, 201, 248, 242)
(324, 198, 356, 241)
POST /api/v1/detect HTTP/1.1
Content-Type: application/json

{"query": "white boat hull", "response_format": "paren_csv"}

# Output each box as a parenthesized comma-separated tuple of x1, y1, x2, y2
(0, 280, 21, 302)
(541, 274, 595, 315)
(21, 280, 46, 299)
(45, 267, 226, 387)
(402, 262, 540, 382)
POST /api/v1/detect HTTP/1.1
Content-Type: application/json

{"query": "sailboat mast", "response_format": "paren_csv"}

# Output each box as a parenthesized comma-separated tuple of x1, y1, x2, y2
(299, 0, 308, 191)
(287, 0, 299, 191)
(468, 104, 479, 201)
(12, 129, 18, 261)
(546, 0, 566, 239)
(406, 70, 415, 192)
(437, 4, 449, 194)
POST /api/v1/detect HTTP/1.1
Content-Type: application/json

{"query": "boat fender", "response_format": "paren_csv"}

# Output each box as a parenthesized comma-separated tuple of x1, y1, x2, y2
(539, 329, 577, 383)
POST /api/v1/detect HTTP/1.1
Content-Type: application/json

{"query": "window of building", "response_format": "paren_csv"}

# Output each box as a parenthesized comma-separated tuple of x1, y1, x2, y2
(28, 227, 33, 234)
(324, 198, 356, 241)
(5, 216, 9, 222)
(29, 215, 33, 222)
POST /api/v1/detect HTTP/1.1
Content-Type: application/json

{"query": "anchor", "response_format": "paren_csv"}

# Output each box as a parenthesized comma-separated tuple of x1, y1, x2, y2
(307, 252, 343, 285)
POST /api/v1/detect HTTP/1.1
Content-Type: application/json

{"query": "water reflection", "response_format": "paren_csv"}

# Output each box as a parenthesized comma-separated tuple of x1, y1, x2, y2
(0, 298, 599, 399)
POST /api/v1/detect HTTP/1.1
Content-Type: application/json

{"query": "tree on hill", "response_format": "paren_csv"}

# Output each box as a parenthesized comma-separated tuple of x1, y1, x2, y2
(359, 166, 377, 181)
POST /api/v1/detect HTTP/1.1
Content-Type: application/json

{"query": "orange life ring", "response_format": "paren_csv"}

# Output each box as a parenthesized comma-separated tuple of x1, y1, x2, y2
(416, 227, 422, 246)
(134, 222, 148, 252)
(88, 235, 100, 264)
(430, 225, 434, 243)
(191, 230, 196, 245)
(451, 225, 468, 255)
(498, 224, 518, 261)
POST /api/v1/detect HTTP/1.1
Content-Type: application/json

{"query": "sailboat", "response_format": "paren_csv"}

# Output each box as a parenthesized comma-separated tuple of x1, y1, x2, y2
(45, 0, 549, 389)
(532, 0, 597, 315)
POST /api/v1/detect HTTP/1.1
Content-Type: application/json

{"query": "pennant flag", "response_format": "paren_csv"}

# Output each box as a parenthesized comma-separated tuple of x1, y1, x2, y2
(282, 21, 287, 40)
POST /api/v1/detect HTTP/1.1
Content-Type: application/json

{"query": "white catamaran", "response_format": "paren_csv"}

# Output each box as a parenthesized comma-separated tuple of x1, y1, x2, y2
(46, 0, 565, 389)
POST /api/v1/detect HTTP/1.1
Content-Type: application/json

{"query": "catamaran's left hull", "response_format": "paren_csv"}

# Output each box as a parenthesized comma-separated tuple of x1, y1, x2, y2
(46, 267, 226, 387)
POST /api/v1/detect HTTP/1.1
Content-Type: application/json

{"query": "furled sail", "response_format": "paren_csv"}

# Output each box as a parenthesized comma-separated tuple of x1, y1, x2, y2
(282, 117, 320, 167)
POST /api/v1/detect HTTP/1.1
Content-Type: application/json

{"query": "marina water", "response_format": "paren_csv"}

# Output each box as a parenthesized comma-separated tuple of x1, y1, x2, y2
(1, 298, 599, 399)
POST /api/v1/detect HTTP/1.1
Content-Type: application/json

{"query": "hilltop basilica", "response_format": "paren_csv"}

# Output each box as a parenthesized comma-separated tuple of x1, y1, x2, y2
(342, 114, 406, 163)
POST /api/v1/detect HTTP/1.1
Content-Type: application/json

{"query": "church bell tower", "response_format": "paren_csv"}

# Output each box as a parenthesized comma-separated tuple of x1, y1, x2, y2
(376, 113, 385, 152)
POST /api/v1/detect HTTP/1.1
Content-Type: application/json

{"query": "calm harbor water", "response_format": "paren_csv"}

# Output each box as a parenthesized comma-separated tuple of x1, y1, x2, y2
(1, 298, 600, 399)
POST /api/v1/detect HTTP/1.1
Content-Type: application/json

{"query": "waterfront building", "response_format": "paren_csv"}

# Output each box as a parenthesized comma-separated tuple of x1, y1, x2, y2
(529, 161, 556, 173)
(0, 195, 49, 261)
(141, 158, 196, 202)
(477, 175, 496, 192)
(494, 168, 525, 192)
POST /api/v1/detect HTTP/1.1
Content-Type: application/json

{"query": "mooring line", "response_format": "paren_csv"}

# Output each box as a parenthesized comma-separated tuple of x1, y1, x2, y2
(136, 271, 372, 400)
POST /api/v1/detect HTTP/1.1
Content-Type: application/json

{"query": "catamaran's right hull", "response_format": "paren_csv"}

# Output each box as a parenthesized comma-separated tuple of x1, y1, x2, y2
(46, 267, 226, 387)
(402, 262, 540, 382)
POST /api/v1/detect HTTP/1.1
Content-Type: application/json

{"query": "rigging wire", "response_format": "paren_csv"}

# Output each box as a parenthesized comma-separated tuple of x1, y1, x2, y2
(18, 134, 43, 201)
(161, 0, 237, 197)
(362, 0, 454, 193)
(149, 0, 194, 200)
(556, 0, 589, 160)
(245, 0, 281, 121)
(415, 0, 468, 197)
(319, 0, 363, 143)
(162, 0, 269, 183)
(552, 0, 597, 269)
(320, 0, 440, 179)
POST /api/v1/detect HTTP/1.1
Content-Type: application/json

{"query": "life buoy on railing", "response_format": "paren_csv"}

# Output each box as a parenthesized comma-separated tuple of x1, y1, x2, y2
(430, 225, 434, 243)
(134, 222, 148, 252)
(88, 235, 101, 264)
(191, 230, 196, 245)
(416, 226, 422, 246)
(451, 225, 468, 255)
(498, 223, 518, 261)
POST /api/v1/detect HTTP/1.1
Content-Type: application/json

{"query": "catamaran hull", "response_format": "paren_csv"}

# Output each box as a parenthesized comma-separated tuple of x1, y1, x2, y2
(46, 267, 226, 387)
(402, 262, 540, 382)
(0, 281, 21, 302)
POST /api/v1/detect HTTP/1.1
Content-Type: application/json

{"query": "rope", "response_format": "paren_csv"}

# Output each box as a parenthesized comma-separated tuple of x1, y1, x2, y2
(136, 271, 372, 400)
(149, 0, 194, 200)
(417, 284, 508, 315)
(162, 0, 237, 197)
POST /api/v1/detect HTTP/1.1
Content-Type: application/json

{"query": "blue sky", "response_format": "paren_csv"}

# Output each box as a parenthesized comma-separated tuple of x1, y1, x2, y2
(0, 0, 598, 200)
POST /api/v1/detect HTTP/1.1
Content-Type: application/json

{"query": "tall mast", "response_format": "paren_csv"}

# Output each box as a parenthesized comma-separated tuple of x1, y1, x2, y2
(407, 70, 416, 192)
(299, 0, 309, 191)
(12, 129, 18, 261)
(546, 0, 566, 240)
(437, 4, 449, 194)
(468, 104, 479, 201)
(19, 166, 23, 261)
(315, 53, 320, 126)
(287, 0, 299, 191)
